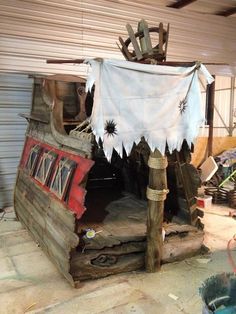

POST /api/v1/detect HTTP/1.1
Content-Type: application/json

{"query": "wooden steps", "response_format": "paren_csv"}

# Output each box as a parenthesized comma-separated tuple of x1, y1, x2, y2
(70, 195, 204, 281)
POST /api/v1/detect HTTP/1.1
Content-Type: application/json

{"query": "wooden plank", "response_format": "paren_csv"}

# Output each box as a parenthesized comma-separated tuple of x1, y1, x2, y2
(118, 36, 133, 60)
(50, 113, 92, 158)
(126, 24, 143, 61)
(116, 42, 126, 60)
(71, 225, 204, 281)
(19, 113, 49, 124)
(159, 22, 164, 54)
(15, 182, 78, 250)
(47, 59, 84, 64)
(15, 193, 74, 284)
(72, 252, 144, 281)
(138, 20, 153, 55)
(163, 230, 204, 262)
(138, 20, 147, 53)
(167, 0, 197, 9)
(14, 169, 79, 286)
(45, 214, 79, 249)
(15, 190, 71, 258)
(164, 23, 170, 60)
(19, 170, 76, 227)
(71, 240, 145, 281)
(164, 223, 199, 235)
(175, 152, 201, 227)
(44, 74, 86, 83)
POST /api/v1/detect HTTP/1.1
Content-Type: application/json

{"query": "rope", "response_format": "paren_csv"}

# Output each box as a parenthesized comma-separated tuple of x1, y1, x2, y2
(227, 234, 236, 274)
(146, 186, 169, 201)
(148, 156, 168, 169)
(181, 67, 197, 105)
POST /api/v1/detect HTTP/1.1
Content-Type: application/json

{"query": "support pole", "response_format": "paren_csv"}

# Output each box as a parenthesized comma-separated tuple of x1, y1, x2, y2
(207, 75, 215, 156)
(229, 77, 235, 136)
(146, 150, 168, 272)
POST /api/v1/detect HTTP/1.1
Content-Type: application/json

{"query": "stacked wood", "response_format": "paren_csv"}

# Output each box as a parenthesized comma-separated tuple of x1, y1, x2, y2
(228, 189, 236, 209)
(204, 187, 228, 204)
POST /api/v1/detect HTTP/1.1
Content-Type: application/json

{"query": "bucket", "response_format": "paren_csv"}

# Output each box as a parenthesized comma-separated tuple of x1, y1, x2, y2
(200, 272, 236, 313)
(196, 196, 212, 209)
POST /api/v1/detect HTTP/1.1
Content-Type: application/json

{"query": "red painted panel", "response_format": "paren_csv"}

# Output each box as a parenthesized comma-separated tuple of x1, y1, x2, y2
(19, 136, 94, 219)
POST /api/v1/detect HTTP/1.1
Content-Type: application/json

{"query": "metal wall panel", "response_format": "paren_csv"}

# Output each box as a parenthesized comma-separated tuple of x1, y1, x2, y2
(0, 0, 236, 76)
(200, 75, 236, 137)
(0, 74, 32, 208)
(213, 76, 231, 136)
(0, 1, 235, 205)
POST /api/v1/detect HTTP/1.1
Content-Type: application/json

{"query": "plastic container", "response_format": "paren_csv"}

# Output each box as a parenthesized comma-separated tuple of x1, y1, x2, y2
(200, 272, 236, 314)
(196, 196, 212, 209)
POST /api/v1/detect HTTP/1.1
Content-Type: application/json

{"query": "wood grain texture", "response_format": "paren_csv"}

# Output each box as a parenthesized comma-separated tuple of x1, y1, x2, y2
(146, 150, 167, 272)
(71, 213, 203, 281)
(14, 169, 79, 286)
(126, 23, 143, 60)
(192, 137, 236, 167)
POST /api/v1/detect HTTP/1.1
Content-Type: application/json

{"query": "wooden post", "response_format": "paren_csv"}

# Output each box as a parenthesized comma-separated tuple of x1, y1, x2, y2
(229, 77, 235, 136)
(207, 75, 215, 156)
(146, 149, 168, 272)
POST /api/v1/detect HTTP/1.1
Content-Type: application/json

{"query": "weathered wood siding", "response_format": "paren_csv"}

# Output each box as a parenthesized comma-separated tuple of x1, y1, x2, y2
(14, 76, 94, 286)
(15, 169, 79, 286)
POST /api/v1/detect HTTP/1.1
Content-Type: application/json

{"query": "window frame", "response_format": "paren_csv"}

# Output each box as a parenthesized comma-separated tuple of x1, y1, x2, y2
(25, 145, 42, 176)
(50, 157, 76, 200)
(34, 150, 58, 185)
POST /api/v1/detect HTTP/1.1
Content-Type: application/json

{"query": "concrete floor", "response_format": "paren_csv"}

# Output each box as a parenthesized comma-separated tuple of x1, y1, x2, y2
(0, 204, 236, 314)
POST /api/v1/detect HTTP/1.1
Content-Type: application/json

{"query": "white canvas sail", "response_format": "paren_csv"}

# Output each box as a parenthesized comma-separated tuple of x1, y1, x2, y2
(85, 59, 214, 161)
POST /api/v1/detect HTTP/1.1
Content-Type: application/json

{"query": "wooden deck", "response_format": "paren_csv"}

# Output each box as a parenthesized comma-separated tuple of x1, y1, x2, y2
(71, 194, 204, 281)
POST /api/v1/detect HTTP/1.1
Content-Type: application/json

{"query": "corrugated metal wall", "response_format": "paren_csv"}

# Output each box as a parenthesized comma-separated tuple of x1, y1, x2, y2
(0, 1, 235, 206)
(0, 0, 236, 76)
(199, 76, 236, 137)
(214, 76, 233, 136)
(0, 74, 32, 208)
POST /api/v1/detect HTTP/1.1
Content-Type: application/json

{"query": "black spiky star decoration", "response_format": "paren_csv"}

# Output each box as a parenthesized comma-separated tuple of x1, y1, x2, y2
(104, 119, 118, 137)
(179, 98, 187, 115)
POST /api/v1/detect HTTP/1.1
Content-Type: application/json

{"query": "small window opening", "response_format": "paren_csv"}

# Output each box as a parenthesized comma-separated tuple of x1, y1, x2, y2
(50, 158, 76, 200)
(26, 145, 42, 175)
(35, 151, 57, 185)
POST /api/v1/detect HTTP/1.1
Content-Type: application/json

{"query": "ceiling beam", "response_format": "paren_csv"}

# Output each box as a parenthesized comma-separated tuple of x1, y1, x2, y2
(216, 6, 236, 17)
(167, 0, 197, 9)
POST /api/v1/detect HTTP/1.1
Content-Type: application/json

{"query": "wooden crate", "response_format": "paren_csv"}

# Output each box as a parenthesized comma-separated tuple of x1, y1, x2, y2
(228, 189, 236, 209)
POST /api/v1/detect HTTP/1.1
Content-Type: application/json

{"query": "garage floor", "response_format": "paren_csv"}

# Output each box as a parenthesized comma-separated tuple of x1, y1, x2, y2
(0, 204, 236, 314)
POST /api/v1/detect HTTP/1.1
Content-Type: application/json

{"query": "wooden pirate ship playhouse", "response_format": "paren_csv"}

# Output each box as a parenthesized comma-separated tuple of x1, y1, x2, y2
(14, 21, 212, 287)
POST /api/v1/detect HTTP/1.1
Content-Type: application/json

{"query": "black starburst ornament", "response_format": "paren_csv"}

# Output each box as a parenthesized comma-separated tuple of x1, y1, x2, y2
(104, 119, 118, 137)
(179, 98, 187, 115)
